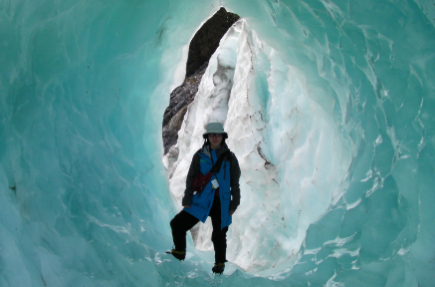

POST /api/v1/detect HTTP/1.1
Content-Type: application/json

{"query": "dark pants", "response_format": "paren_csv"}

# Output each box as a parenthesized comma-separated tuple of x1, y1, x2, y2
(170, 196, 229, 263)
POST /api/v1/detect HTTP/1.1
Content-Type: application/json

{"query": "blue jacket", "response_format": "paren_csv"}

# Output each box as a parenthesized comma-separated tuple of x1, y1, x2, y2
(182, 143, 241, 230)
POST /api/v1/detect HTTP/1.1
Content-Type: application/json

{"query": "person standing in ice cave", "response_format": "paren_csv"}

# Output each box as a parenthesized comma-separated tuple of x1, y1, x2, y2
(167, 122, 241, 274)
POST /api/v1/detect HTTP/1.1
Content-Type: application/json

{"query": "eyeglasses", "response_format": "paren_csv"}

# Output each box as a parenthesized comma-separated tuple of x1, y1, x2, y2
(209, 133, 222, 138)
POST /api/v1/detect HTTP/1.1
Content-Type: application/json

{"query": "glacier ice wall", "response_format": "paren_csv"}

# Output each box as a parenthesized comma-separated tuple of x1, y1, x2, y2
(164, 19, 352, 272)
(1, 0, 434, 286)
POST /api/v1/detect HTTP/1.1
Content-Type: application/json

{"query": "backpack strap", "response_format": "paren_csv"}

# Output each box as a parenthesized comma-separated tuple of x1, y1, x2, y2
(210, 150, 231, 174)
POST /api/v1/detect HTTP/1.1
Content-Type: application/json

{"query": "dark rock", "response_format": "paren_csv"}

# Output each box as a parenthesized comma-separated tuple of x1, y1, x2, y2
(162, 7, 240, 155)
(186, 7, 240, 78)
(162, 63, 207, 154)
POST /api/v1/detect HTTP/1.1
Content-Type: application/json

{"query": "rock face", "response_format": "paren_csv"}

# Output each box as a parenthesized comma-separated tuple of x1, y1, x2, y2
(162, 63, 207, 154)
(186, 7, 240, 78)
(162, 7, 240, 155)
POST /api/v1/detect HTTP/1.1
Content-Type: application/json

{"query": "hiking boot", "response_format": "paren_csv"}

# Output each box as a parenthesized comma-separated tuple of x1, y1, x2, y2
(166, 249, 186, 261)
(212, 262, 225, 274)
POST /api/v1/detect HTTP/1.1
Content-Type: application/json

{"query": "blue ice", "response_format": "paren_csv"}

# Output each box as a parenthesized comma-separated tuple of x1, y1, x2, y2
(0, 0, 434, 286)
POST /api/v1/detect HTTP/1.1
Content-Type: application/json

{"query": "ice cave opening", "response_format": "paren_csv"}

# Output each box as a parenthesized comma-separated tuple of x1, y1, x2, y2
(162, 6, 353, 274)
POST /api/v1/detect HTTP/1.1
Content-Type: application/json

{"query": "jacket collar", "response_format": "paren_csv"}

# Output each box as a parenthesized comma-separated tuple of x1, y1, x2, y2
(200, 143, 229, 159)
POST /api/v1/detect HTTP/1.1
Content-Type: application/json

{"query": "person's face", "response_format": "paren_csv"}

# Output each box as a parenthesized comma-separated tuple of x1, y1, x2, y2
(208, 133, 223, 149)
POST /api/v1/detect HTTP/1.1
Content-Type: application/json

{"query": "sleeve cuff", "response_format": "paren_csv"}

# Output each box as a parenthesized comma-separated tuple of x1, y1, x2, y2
(229, 201, 238, 211)
(182, 196, 191, 206)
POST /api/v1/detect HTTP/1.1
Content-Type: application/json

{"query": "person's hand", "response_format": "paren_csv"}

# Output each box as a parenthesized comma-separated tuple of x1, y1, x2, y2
(184, 205, 191, 208)
(229, 210, 235, 216)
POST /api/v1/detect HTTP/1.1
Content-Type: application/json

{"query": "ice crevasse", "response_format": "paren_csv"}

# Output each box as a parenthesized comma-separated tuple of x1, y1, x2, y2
(1, 0, 434, 286)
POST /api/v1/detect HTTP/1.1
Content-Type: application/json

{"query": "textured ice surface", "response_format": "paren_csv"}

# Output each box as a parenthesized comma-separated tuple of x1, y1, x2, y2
(164, 19, 351, 272)
(1, 0, 435, 286)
